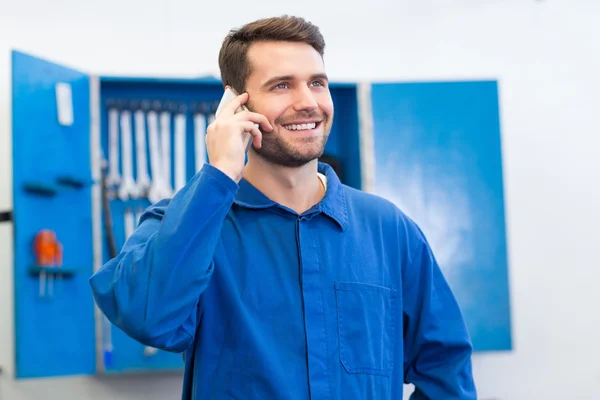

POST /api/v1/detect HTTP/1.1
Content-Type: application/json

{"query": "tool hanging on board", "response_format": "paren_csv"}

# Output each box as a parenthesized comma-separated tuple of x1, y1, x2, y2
(174, 108, 187, 192)
(33, 229, 63, 297)
(134, 108, 151, 198)
(147, 110, 164, 204)
(160, 110, 174, 198)
(124, 208, 135, 239)
(107, 108, 121, 190)
(118, 110, 137, 201)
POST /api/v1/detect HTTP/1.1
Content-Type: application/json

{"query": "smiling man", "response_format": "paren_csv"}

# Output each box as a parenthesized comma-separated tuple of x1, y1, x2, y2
(90, 15, 477, 400)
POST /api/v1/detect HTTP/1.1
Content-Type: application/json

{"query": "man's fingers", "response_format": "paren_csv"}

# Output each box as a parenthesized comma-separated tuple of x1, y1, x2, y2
(220, 92, 249, 117)
(241, 121, 262, 148)
(234, 111, 273, 132)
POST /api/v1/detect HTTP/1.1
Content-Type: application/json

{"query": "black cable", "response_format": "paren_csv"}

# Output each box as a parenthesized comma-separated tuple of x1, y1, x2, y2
(100, 159, 118, 260)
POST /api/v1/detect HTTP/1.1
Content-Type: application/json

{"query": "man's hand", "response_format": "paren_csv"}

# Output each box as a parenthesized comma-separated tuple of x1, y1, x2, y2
(206, 92, 272, 183)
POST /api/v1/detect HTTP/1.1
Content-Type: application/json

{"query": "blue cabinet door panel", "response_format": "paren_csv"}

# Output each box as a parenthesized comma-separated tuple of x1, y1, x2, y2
(12, 50, 96, 378)
(370, 81, 512, 352)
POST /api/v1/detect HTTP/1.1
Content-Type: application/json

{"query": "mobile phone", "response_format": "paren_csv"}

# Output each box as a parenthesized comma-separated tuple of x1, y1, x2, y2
(215, 87, 253, 152)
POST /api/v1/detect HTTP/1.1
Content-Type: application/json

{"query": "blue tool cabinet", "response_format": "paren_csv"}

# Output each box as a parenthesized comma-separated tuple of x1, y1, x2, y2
(11, 49, 512, 379)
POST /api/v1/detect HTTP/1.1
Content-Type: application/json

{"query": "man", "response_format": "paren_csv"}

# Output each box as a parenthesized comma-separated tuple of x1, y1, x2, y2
(90, 15, 477, 400)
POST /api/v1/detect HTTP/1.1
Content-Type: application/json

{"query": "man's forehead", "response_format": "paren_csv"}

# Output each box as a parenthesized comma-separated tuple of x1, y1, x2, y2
(247, 41, 325, 81)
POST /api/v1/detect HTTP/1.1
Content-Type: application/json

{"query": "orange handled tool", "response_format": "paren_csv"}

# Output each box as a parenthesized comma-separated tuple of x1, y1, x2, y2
(33, 229, 62, 296)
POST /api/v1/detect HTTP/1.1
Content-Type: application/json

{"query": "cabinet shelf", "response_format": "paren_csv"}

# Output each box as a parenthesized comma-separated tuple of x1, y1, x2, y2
(28, 265, 78, 278)
(22, 176, 92, 197)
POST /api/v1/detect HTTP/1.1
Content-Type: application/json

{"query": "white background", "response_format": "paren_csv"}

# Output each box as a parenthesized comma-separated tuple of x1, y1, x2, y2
(1, 1, 599, 399)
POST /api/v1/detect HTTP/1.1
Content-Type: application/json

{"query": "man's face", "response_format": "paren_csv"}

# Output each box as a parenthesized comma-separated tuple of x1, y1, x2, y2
(244, 41, 334, 168)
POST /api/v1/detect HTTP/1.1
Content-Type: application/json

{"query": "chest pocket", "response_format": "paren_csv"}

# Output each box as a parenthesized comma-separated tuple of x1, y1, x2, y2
(334, 282, 397, 376)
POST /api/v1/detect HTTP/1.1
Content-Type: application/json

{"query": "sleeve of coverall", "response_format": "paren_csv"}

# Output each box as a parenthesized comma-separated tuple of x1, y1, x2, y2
(402, 224, 478, 400)
(89, 164, 239, 353)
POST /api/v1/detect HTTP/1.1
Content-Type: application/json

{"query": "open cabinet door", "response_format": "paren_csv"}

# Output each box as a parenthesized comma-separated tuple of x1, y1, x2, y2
(363, 80, 512, 352)
(12, 50, 96, 377)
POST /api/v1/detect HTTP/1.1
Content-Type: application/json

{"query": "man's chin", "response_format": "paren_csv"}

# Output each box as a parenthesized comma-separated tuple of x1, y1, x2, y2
(252, 146, 324, 168)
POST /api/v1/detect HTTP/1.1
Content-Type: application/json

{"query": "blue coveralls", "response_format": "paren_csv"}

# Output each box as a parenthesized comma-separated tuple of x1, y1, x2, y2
(90, 162, 477, 400)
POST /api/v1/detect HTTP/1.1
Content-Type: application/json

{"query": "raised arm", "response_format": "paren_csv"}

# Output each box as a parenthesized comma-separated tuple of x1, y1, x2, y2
(89, 164, 238, 353)
(90, 90, 273, 353)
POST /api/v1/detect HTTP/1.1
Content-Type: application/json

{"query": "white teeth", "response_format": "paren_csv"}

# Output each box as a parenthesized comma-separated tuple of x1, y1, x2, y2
(283, 122, 317, 131)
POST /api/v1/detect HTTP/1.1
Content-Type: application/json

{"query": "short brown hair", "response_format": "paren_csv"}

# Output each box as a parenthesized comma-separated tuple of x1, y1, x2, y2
(218, 15, 326, 93)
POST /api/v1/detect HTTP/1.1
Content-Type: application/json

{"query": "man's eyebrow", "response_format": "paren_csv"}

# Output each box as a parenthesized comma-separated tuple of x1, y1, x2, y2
(311, 73, 329, 82)
(261, 73, 330, 88)
(261, 75, 293, 88)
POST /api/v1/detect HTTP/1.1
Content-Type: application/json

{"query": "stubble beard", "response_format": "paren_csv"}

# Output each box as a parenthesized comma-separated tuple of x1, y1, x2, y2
(252, 114, 331, 168)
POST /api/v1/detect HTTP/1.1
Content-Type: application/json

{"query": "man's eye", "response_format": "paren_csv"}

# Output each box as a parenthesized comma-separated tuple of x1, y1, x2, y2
(311, 80, 325, 87)
(274, 83, 289, 89)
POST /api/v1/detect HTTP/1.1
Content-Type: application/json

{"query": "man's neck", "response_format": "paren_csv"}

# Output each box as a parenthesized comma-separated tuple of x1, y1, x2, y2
(243, 153, 325, 214)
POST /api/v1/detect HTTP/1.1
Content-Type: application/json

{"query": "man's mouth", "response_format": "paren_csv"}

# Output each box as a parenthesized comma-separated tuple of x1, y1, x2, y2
(281, 121, 321, 131)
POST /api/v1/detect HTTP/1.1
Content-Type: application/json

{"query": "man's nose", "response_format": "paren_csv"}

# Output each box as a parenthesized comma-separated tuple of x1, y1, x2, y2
(293, 85, 318, 112)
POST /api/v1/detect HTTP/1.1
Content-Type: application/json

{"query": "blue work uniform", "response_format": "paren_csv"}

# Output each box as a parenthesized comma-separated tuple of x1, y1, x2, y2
(90, 162, 477, 400)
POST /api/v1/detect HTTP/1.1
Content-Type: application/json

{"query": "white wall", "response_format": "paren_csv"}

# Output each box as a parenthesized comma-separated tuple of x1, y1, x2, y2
(1, 1, 599, 399)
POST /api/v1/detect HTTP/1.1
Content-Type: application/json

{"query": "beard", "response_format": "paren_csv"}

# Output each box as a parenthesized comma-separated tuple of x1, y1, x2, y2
(252, 111, 331, 168)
